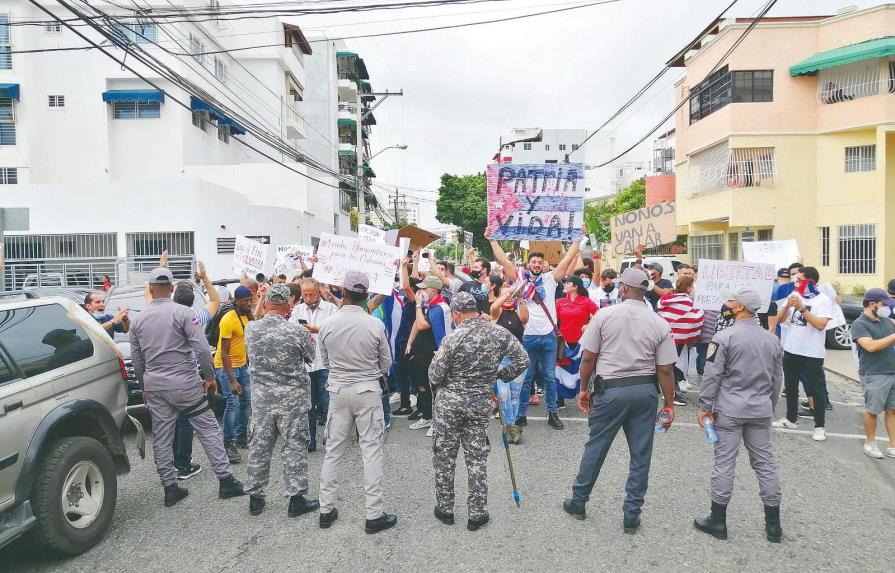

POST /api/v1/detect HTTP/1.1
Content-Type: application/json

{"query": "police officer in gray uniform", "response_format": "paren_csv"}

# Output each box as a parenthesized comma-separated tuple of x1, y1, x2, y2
(129, 268, 245, 507)
(244, 284, 320, 518)
(428, 292, 528, 531)
(694, 286, 784, 543)
(563, 268, 678, 534)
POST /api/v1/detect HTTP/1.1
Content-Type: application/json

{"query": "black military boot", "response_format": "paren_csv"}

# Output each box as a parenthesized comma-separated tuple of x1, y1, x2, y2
(164, 483, 189, 507)
(249, 495, 265, 516)
(562, 499, 586, 520)
(365, 513, 398, 534)
(466, 512, 490, 531)
(515, 416, 527, 427)
(434, 506, 454, 525)
(319, 509, 339, 529)
(764, 505, 782, 543)
(693, 501, 728, 540)
(288, 495, 320, 518)
(623, 515, 641, 534)
(547, 412, 565, 430)
(218, 475, 246, 499)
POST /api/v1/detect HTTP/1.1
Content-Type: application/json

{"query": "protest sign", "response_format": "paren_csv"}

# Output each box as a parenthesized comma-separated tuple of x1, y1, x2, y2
(693, 259, 775, 313)
(233, 235, 269, 277)
(397, 224, 440, 251)
(609, 201, 677, 256)
(486, 163, 585, 242)
(463, 231, 473, 246)
(273, 244, 314, 276)
(418, 249, 433, 272)
(529, 241, 564, 265)
(312, 232, 402, 296)
(398, 237, 411, 257)
(742, 239, 800, 272)
(358, 224, 387, 244)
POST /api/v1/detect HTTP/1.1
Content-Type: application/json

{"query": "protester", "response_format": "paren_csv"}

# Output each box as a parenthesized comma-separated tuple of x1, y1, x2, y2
(490, 280, 529, 444)
(656, 276, 704, 406)
(644, 262, 673, 310)
(372, 258, 418, 418)
(590, 268, 620, 308)
(101, 274, 113, 292)
(215, 285, 255, 462)
(677, 264, 695, 280)
(407, 275, 452, 433)
(435, 260, 463, 301)
(849, 288, 895, 459)
(555, 275, 598, 406)
(84, 292, 130, 335)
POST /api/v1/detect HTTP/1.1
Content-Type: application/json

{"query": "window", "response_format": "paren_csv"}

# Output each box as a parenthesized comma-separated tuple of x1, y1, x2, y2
(112, 101, 160, 119)
(218, 123, 230, 143)
(889, 60, 895, 94)
(726, 148, 776, 188)
(216, 237, 236, 254)
(0, 97, 15, 145)
(0, 304, 95, 378)
(728, 232, 740, 261)
(838, 224, 875, 274)
(45, 22, 62, 33)
(732, 70, 773, 103)
(689, 234, 724, 263)
(48, 95, 65, 108)
(559, 144, 567, 151)
(0, 167, 16, 184)
(214, 57, 227, 82)
(189, 34, 205, 63)
(817, 60, 880, 104)
(757, 229, 773, 242)
(845, 145, 875, 172)
(0, 14, 10, 70)
(192, 109, 209, 131)
(820, 227, 830, 267)
(0, 352, 16, 385)
(544, 144, 550, 151)
(689, 66, 730, 123)
(523, 143, 531, 150)
(572, 144, 579, 151)
(115, 22, 157, 44)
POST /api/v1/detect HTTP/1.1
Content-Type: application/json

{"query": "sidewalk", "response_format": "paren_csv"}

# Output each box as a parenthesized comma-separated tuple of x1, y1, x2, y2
(824, 348, 858, 382)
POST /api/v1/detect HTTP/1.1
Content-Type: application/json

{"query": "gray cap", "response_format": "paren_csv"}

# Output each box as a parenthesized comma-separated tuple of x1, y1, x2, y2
(148, 267, 174, 285)
(721, 285, 762, 313)
(266, 284, 290, 305)
(450, 291, 478, 312)
(619, 268, 650, 290)
(343, 270, 369, 294)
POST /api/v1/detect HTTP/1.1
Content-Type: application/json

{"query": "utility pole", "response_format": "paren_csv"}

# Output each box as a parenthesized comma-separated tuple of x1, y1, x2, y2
(357, 89, 404, 227)
(391, 188, 402, 223)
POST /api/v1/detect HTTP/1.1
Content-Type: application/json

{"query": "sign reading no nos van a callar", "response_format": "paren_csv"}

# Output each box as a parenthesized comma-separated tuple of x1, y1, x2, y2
(610, 201, 677, 255)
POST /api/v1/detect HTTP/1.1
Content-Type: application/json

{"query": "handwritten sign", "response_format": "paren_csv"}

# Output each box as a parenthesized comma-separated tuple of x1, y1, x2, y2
(312, 232, 401, 296)
(358, 224, 386, 244)
(486, 162, 584, 242)
(418, 249, 434, 272)
(742, 239, 800, 272)
(610, 201, 677, 256)
(693, 259, 775, 313)
(463, 231, 473, 246)
(233, 235, 269, 277)
(274, 244, 314, 276)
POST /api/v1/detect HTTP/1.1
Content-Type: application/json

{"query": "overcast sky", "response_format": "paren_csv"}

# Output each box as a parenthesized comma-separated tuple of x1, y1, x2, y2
(296, 0, 882, 231)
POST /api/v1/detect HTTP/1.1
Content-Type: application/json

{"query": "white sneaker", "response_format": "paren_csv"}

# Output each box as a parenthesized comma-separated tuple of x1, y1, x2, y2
(426, 427, 434, 437)
(409, 419, 431, 430)
(678, 380, 690, 392)
(409, 394, 418, 408)
(863, 442, 884, 459)
(772, 418, 797, 429)
(812, 428, 827, 442)
(886, 447, 895, 459)
(389, 393, 401, 405)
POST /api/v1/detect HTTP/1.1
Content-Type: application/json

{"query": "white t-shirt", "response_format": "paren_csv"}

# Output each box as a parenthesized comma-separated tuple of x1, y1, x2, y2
(290, 300, 338, 372)
(779, 292, 833, 359)
(589, 286, 621, 309)
(523, 272, 558, 336)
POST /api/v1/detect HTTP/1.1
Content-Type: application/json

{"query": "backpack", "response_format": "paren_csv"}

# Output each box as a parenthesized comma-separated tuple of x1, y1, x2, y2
(205, 303, 235, 347)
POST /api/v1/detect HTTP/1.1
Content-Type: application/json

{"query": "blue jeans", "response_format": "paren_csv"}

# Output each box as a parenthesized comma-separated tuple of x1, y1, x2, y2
(308, 369, 331, 447)
(172, 415, 193, 470)
(696, 343, 709, 376)
(216, 365, 251, 445)
(518, 333, 559, 416)
(497, 367, 525, 426)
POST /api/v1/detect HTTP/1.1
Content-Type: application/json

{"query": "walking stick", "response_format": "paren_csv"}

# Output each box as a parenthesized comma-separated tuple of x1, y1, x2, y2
(492, 394, 521, 508)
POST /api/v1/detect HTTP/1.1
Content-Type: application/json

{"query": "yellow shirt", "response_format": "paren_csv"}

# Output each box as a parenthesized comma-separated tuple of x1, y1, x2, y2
(214, 310, 249, 369)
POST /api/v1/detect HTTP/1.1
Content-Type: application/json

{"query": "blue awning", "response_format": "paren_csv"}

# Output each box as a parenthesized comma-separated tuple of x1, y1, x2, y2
(101, 89, 164, 103)
(190, 96, 246, 135)
(0, 83, 20, 101)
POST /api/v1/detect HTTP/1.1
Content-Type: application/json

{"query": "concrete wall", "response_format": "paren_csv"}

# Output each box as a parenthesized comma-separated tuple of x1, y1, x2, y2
(645, 174, 675, 206)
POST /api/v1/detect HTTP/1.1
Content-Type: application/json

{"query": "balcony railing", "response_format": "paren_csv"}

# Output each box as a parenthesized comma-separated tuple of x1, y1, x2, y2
(685, 144, 777, 197)
(817, 59, 887, 104)
(339, 189, 355, 214)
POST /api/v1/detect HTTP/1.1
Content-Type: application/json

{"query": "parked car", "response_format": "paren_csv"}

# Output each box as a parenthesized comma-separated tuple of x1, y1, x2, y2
(619, 256, 688, 283)
(0, 297, 144, 555)
(826, 296, 861, 350)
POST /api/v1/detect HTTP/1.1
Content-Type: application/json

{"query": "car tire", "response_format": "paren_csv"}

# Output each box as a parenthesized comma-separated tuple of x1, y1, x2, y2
(826, 324, 852, 351)
(28, 437, 118, 556)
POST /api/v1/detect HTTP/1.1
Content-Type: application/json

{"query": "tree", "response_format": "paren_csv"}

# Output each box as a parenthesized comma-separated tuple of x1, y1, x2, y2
(434, 173, 493, 258)
(434, 243, 461, 261)
(584, 178, 646, 244)
(384, 219, 408, 230)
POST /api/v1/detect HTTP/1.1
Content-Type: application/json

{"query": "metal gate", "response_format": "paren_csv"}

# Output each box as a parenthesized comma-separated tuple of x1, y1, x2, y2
(126, 232, 196, 280)
(2, 233, 119, 290)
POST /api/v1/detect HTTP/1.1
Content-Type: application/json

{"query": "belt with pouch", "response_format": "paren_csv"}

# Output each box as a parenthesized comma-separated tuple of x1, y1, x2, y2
(601, 375, 657, 390)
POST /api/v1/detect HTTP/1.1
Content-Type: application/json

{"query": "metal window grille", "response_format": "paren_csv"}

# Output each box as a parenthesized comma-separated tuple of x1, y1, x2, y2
(572, 144, 579, 151)
(216, 237, 236, 254)
(889, 60, 895, 93)
(523, 143, 531, 150)
(0, 96, 15, 145)
(757, 229, 773, 242)
(3, 233, 117, 260)
(559, 144, 567, 151)
(727, 147, 776, 188)
(0, 14, 10, 70)
(191, 109, 208, 131)
(689, 234, 724, 263)
(820, 227, 830, 267)
(0, 167, 16, 183)
(817, 61, 881, 104)
(113, 101, 160, 119)
(48, 95, 65, 108)
(190, 34, 205, 63)
(339, 189, 354, 214)
(126, 232, 194, 257)
(685, 142, 729, 196)
(837, 224, 876, 274)
(214, 57, 227, 82)
(0, 123, 14, 145)
(218, 123, 230, 143)
(689, 66, 730, 123)
(45, 22, 61, 32)
(544, 144, 550, 151)
(728, 232, 741, 261)
(845, 145, 875, 172)
(732, 70, 773, 103)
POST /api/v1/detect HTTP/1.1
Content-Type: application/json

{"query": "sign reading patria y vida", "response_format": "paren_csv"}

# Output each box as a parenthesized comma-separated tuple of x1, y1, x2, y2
(610, 201, 677, 255)
(486, 162, 585, 242)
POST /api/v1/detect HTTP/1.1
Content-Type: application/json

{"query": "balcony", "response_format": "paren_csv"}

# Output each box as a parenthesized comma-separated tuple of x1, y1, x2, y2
(285, 106, 305, 140)
(338, 78, 358, 103)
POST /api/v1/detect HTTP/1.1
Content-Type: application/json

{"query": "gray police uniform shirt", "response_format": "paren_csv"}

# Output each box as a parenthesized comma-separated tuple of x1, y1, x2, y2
(428, 316, 529, 412)
(129, 298, 215, 392)
(698, 318, 784, 418)
(318, 305, 392, 392)
(579, 299, 677, 378)
(245, 313, 315, 408)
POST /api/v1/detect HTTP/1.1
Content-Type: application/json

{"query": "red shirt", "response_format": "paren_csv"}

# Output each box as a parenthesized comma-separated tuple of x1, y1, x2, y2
(555, 294, 598, 344)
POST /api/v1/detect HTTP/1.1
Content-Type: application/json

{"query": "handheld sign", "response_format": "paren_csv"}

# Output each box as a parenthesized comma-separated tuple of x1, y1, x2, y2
(692, 259, 775, 313)
(233, 235, 269, 277)
(358, 224, 387, 244)
(486, 163, 584, 242)
(741, 240, 800, 272)
(274, 244, 314, 276)
(610, 201, 676, 256)
(463, 231, 474, 247)
(313, 232, 402, 296)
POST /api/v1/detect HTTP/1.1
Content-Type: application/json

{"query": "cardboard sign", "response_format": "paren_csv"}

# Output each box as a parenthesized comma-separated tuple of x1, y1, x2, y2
(529, 241, 564, 265)
(609, 201, 677, 256)
(693, 259, 775, 313)
(742, 239, 800, 272)
(397, 224, 440, 251)
(312, 232, 402, 296)
(274, 244, 314, 277)
(358, 224, 387, 244)
(486, 163, 585, 242)
(233, 235, 269, 277)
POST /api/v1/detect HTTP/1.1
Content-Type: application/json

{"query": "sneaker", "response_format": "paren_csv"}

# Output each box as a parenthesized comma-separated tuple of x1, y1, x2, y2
(177, 463, 202, 480)
(516, 416, 528, 427)
(528, 394, 541, 405)
(409, 419, 431, 430)
(826, 402, 833, 411)
(772, 418, 797, 429)
(556, 397, 566, 410)
(389, 393, 401, 405)
(536, 387, 545, 396)
(392, 406, 413, 416)
(673, 394, 687, 406)
(408, 409, 423, 421)
(863, 442, 884, 459)
(800, 400, 810, 409)
(812, 428, 827, 442)
(226, 444, 242, 464)
(797, 408, 814, 419)
(678, 380, 690, 392)
(426, 427, 434, 437)
(886, 447, 895, 458)
(385, 420, 392, 431)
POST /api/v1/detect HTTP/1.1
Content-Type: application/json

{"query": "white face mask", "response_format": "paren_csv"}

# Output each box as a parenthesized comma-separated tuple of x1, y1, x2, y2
(877, 305, 892, 319)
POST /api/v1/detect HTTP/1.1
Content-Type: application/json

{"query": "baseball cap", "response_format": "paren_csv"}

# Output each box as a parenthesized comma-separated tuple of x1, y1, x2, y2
(343, 270, 369, 294)
(266, 284, 290, 305)
(619, 268, 650, 290)
(419, 276, 442, 291)
(863, 288, 895, 306)
(234, 285, 253, 300)
(450, 291, 478, 312)
(148, 267, 174, 285)
(721, 286, 763, 314)
(777, 268, 789, 278)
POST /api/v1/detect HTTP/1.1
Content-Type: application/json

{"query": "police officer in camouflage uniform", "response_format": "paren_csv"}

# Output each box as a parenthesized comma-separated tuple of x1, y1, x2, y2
(428, 292, 529, 531)
(243, 284, 320, 518)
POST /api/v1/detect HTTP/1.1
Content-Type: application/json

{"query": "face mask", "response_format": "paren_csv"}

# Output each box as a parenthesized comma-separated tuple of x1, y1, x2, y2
(468, 269, 482, 280)
(480, 283, 488, 294)
(582, 278, 591, 289)
(877, 305, 892, 319)
(91, 311, 105, 320)
(603, 284, 614, 293)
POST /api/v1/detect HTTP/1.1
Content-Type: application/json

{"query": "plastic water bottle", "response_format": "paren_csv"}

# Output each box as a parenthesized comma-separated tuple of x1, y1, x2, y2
(655, 411, 671, 433)
(704, 419, 719, 444)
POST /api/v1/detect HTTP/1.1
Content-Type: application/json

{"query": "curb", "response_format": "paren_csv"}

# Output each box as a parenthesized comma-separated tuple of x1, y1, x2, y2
(824, 366, 859, 384)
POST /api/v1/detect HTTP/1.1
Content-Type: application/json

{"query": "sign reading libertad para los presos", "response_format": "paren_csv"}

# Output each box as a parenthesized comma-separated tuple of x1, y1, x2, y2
(610, 201, 677, 255)
(692, 259, 775, 313)
(486, 163, 584, 242)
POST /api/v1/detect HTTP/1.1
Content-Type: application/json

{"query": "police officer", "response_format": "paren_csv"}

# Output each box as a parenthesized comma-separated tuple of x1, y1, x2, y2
(244, 284, 320, 518)
(694, 286, 784, 543)
(428, 292, 528, 531)
(563, 268, 677, 534)
(317, 270, 397, 534)
(129, 268, 245, 507)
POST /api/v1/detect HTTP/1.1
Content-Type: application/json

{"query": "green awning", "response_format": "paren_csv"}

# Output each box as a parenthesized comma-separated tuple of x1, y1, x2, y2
(356, 57, 369, 80)
(338, 149, 356, 158)
(364, 164, 376, 178)
(336, 51, 358, 59)
(337, 118, 356, 127)
(339, 179, 357, 190)
(790, 36, 895, 76)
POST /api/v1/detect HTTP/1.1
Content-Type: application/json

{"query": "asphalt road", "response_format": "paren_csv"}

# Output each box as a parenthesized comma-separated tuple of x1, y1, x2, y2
(3, 367, 894, 572)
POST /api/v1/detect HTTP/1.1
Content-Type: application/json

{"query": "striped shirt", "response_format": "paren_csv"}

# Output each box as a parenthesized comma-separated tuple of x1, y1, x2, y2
(656, 292, 705, 345)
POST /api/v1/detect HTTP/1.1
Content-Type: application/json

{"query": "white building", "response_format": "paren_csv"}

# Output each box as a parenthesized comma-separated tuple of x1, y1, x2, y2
(0, 0, 360, 287)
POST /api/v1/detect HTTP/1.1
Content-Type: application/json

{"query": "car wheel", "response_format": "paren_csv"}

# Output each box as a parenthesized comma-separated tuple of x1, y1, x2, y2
(28, 437, 118, 556)
(826, 324, 852, 350)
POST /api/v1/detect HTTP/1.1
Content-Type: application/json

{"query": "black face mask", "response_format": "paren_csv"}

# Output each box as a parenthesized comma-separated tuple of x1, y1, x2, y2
(468, 269, 482, 280)
(603, 284, 614, 293)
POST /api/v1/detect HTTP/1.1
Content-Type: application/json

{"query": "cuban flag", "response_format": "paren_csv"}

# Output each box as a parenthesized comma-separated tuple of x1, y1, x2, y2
(376, 288, 406, 362)
(555, 342, 583, 399)
(425, 294, 453, 349)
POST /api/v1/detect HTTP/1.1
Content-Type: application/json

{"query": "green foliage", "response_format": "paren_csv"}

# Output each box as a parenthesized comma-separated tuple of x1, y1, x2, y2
(584, 178, 646, 244)
(434, 243, 461, 261)
(852, 284, 867, 296)
(435, 173, 493, 258)
(384, 219, 408, 230)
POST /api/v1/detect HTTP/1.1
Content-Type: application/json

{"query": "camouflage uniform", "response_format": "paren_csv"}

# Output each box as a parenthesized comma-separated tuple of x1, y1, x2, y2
(428, 292, 529, 520)
(244, 289, 316, 498)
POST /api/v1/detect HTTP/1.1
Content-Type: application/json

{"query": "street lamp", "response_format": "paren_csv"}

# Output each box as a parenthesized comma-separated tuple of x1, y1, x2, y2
(495, 128, 542, 163)
(369, 144, 408, 161)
